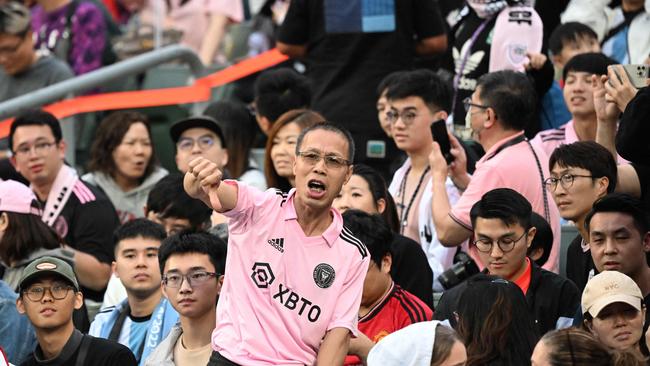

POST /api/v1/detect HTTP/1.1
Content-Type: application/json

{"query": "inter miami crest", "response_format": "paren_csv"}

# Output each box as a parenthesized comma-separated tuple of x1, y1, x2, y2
(313, 263, 335, 289)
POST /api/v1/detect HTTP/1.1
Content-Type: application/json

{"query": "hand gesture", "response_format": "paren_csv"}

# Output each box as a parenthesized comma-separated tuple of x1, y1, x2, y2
(429, 141, 449, 182)
(184, 157, 224, 210)
(592, 74, 620, 125)
(524, 52, 547, 71)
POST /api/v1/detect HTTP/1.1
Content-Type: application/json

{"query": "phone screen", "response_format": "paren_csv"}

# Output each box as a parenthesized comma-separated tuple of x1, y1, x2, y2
(430, 119, 454, 164)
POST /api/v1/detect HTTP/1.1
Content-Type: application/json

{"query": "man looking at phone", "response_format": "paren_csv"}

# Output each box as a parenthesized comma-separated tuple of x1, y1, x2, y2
(429, 70, 562, 272)
(385, 69, 462, 291)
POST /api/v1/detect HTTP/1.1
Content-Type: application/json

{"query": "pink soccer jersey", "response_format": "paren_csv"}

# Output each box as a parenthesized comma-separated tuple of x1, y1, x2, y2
(212, 182, 370, 365)
(449, 132, 562, 273)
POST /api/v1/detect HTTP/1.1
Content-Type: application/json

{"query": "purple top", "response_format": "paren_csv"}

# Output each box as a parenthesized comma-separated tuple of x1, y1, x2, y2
(31, 1, 106, 76)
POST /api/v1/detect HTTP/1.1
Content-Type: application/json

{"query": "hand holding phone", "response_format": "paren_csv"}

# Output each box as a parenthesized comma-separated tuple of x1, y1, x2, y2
(430, 119, 454, 165)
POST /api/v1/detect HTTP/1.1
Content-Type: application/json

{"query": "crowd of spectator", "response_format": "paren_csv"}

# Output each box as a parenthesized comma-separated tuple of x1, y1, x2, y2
(0, 0, 650, 365)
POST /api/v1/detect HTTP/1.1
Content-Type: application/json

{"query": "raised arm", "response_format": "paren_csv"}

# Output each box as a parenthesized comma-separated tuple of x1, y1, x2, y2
(184, 157, 238, 212)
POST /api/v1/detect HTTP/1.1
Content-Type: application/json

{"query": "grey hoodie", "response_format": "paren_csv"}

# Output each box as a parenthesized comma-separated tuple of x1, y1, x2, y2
(144, 323, 182, 366)
(2, 247, 75, 291)
(82, 167, 168, 223)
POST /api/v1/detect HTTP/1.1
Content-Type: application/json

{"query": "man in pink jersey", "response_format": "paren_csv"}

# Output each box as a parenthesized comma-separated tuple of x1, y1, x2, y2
(429, 70, 562, 273)
(184, 123, 370, 365)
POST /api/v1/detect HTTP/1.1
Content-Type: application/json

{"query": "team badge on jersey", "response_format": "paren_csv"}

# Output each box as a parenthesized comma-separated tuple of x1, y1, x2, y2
(313, 263, 335, 288)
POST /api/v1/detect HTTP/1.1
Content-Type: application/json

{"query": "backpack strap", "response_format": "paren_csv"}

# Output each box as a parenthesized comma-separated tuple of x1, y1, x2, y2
(75, 335, 92, 366)
(108, 302, 131, 341)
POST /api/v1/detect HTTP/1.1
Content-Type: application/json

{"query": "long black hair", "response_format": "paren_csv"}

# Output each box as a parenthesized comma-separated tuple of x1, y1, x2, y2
(457, 274, 539, 366)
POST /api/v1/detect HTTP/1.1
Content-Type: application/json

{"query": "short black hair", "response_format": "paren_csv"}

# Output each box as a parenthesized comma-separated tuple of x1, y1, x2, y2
(9, 109, 63, 151)
(548, 22, 598, 56)
(528, 212, 553, 267)
(585, 193, 649, 236)
(342, 210, 392, 266)
(476, 70, 536, 131)
(384, 69, 452, 113)
(470, 188, 533, 230)
(548, 141, 617, 194)
(296, 122, 355, 162)
(376, 71, 405, 97)
(562, 52, 617, 81)
(113, 218, 166, 252)
(254, 68, 311, 122)
(146, 173, 212, 230)
(158, 231, 227, 275)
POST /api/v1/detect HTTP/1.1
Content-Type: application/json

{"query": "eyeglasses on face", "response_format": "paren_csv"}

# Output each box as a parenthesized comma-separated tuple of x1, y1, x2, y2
(177, 136, 217, 151)
(474, 231, 529, 253)
(23, 284, 74, 302)
(162, 270, 219, 288)
(297, 150, 351, 169)
(544, 174, 594, 191)
(385, 109, 419, 126)
(462, 97, 489, 113)
(13, 141, 57, 157)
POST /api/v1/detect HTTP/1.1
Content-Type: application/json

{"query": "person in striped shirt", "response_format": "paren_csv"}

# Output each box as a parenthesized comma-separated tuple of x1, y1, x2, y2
(342, 210, 433, 365)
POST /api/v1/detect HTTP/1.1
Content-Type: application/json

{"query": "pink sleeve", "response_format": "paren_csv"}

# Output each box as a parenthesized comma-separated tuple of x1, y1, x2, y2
(223, 182, 281, 234)
(450, 165, 505, 229)
(207, 0, 244, 22)
(327, 256, 370, 337)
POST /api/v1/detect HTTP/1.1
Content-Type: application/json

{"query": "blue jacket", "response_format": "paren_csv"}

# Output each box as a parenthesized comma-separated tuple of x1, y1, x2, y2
(89, 297, 178, 365)
(0, 280, 36, 364)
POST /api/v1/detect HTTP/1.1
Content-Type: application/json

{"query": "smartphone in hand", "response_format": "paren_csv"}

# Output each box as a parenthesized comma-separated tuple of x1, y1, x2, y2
(431, 119, 454, 164)
(611, 64, 649, 89)
(622, 64, 649, 88)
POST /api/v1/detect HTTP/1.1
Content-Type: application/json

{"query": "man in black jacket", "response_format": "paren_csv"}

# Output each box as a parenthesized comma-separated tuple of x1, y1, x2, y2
(16, 256, 136, 366)
(435, 188, 579, 336)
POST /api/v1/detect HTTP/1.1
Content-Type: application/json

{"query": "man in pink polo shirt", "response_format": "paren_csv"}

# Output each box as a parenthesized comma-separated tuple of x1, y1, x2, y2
(429, 70, 561, 272)
(184, 123, 370, 365)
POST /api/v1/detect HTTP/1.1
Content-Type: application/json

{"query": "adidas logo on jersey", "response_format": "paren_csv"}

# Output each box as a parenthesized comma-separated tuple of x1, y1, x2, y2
(268, 238, 285, 253)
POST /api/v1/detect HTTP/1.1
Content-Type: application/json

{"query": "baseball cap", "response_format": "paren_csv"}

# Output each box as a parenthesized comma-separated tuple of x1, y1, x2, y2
(169, 116, 227, 147)
(582, 271, 643, 317)
(0, 180, 42, 216)
(0, 2, 31, 36)
(18, 256, 79, 292)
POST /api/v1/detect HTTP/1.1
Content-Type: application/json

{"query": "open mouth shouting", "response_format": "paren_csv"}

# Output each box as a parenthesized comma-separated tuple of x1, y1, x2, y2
(307, 179, 327, 199)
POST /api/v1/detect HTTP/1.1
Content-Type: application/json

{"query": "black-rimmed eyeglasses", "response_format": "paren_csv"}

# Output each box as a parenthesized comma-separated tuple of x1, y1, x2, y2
(23, 284, 75, 302)
(462, 97, 489, 113)
(544, 174, 594, 191)
(474, 231, 529, 253)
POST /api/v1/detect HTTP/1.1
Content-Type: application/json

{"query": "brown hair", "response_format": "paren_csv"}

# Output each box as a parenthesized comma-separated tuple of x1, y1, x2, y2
(0, 211, 62, 265)
(430, 324, 462, 366)
(263, 109, 324, 191)
(87, 111, 158, 182)
(541, 328, 646, 366)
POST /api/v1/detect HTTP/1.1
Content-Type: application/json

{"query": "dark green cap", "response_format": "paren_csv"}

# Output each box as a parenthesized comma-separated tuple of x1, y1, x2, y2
(18, 256, 79, 292)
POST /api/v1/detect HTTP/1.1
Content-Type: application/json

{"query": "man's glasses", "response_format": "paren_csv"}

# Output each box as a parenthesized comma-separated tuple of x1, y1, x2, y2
(13, 141, 57, 157)
(297, 150, 351, 169)
(177, 136, 216, 151)
(162, 270, 219, 288)
(23, 284, 74, 302)
(462, 97, 489, 113)
(385, 110, 419, 126)
(474, 231, 528, 253)
(544, 174, 594, 191)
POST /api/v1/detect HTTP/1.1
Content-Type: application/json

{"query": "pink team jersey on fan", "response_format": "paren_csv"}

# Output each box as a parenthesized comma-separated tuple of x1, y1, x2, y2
(212, 182, 370, 365)
(449, 132, 561, 273)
